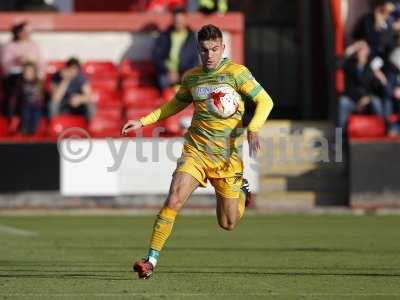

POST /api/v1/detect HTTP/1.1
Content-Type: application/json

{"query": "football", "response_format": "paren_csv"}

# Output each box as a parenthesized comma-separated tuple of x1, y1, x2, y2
(207, 86, 240, 118)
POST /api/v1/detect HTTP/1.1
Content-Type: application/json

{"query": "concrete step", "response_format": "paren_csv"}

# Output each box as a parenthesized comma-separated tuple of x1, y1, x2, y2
(260, 120, 337, 140)
(258, 161, 346, 177)
(256, 191, 347, 208)
(259, 176, 347, 193)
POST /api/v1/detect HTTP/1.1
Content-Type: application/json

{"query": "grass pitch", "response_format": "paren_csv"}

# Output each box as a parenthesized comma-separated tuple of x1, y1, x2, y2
(0, 214, 399, 299)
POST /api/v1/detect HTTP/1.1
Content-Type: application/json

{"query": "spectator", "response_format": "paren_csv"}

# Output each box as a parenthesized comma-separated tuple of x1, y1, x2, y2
(152, 7, 199, 91)
(13, 62, 43, 135)
(338, 41, 385, 130)
(384, 47, 400, 135)
(0, 0, 57, 11)
(1, 21, 44, 116)
(49, 58, 94, 121)
(196, 0, 228, 14)
(352, 0, 396, 60)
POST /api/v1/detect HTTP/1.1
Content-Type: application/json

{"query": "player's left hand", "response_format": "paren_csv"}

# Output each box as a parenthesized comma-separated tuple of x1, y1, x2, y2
(247, 130, 261, 158)
(121, 120, 143, 136)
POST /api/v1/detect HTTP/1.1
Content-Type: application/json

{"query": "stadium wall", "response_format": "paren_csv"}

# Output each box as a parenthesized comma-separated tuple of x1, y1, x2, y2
(350, 139, 400, 209)
(0, 13, 243, 64)
(60, 139, 259, 196)
(0, 139, 258, 195)
(0, 143, 59, 192)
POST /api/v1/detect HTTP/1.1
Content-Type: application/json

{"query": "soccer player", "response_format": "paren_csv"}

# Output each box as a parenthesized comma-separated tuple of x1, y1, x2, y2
(121, 24, 274, 279)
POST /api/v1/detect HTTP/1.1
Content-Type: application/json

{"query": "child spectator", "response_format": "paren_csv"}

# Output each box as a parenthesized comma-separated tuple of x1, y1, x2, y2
(13, 62, 44, 135)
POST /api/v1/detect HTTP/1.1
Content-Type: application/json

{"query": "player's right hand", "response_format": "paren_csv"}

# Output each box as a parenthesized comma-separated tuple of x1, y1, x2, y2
(121, 120, 143, 136)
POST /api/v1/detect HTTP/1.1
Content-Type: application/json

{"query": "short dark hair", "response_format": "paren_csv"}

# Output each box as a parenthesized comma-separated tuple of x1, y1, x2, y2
(66, 57, 81, 68)
(370, 0, 393, 9)
(11, 21, 28, 41)
(197, 24, 223, 42)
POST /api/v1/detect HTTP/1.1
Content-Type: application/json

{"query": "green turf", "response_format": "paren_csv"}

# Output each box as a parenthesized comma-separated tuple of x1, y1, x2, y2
(0, 215, 400, 299)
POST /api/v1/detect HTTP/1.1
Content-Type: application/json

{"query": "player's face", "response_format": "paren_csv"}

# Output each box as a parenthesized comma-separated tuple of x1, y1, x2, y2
(199, 39, 225, 70)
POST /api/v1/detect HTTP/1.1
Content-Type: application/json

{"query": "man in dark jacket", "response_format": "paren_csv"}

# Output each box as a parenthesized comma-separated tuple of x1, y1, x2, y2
(152, 7, 199, 90)
(338, 41, 384, 129)
(352, 0, 396, 60)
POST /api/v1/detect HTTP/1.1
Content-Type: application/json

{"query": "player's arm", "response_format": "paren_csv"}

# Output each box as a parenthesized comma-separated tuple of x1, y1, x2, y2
(236, 66, 274, 157)
(121, 85, 192, 135)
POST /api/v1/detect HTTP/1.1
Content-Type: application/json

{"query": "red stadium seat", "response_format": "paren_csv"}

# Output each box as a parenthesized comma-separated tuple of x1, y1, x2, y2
(120, 60, 155, 86)
(0, 117, 9, 138)
(89, 115, 123, 138)
(161, 87, 176, 101)
(122, 77, 141, 89)
(46, 60, 66, 75)
(95, 107, 122, 120)
(47, 115, 88, 139)
(347, 115, 386, 139)
(122, 86, 160, 108)
(32, 118, 48, 138)
(90, 78, 119, 92)
(44, 60, 66, 92)
(8, 118, 49, 141)
(83, 60, 119, 79)
(119, 60, 155, 78)
(163, 104, 194, 136)
(92, 89, 121, 109)
(125, 108, 164, 137)
(388, 113, 399, 124)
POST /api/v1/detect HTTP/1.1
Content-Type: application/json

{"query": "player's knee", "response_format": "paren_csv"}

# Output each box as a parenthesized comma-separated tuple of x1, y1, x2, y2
(166, 193, 185, 211)
(218, 219, 237, 231)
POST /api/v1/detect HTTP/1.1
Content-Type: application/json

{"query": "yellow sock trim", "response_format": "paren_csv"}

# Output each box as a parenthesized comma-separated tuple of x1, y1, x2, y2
(149, 207, 177, 252)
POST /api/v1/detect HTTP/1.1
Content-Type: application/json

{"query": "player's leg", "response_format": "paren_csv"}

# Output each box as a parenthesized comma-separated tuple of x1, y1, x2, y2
(212, 177, 250, 231)
(149, 171, 200, 253)
(216, 194, 243, 231)
(133, 171, 199, 279)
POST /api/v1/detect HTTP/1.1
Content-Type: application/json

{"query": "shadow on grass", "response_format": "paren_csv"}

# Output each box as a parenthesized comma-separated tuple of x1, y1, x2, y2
(41, 246, 353, 253)
(1, 270, 399, 280)
(157, 270, 400, 277)
(0, 273, 131, 280)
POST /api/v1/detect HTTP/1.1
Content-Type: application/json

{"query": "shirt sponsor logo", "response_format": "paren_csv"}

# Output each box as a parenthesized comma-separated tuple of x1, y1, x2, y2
(195, 86, 217, 98)
(195, 84, 234, 99)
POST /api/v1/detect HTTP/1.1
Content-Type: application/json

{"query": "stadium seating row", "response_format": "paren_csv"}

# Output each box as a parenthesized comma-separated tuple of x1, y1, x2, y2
(0, 59, 194, 140)
(0, 104, 194, 140)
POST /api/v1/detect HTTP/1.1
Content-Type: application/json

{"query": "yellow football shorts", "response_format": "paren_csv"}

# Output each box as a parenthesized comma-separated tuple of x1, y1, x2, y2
(174, 143, 244, 199)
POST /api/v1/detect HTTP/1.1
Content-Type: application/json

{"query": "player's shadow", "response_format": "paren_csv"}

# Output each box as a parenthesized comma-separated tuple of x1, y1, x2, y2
(0, 272, 131, 280)
(157, 270, 400, 277)
(165, 246, 351, 253)
(59, 246, 354, 253)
